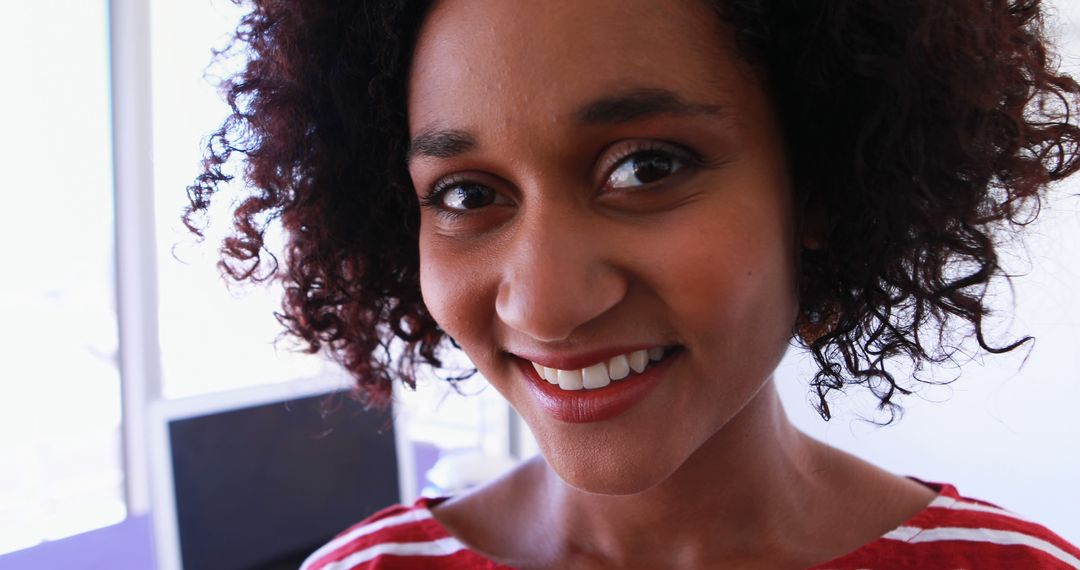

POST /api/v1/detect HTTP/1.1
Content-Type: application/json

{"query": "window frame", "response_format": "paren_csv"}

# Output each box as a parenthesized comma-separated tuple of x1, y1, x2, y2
(109, 0, 161, 518)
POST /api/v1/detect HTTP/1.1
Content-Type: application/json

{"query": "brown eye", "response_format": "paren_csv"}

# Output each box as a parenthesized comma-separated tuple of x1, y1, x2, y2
(441, 184, 496, 210)
(606, 151, 684, 190)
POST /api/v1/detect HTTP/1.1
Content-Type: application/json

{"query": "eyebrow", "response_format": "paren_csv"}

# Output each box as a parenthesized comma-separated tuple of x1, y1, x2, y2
(406, 128, 477, 162)
(406, 87, 727, 162)
(574, 87, 728, 125)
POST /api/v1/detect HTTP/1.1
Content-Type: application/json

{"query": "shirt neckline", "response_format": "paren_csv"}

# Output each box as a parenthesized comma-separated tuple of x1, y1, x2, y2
(412, 477, 953, 568)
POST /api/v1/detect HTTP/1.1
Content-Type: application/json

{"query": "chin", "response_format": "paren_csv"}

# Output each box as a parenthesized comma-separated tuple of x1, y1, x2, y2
(540, 438, 683, 496)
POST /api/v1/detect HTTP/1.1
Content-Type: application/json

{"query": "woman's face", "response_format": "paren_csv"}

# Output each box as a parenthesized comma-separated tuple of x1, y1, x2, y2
(408, 0, 799, 494)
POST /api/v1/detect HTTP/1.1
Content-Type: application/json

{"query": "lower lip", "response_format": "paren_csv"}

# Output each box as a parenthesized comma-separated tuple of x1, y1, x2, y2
(516, 351, 679, 423)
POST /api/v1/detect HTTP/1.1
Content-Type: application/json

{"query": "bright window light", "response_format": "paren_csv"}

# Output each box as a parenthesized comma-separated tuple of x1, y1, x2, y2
(150, 0, 328, 399)
(0, 0, 125, 556)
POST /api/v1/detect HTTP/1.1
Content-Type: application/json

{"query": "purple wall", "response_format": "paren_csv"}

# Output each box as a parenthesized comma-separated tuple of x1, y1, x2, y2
(0, 516, 155, 570)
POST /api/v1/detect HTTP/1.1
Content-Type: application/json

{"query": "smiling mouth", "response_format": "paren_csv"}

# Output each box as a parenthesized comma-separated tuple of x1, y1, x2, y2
(526, 346, 681, 391)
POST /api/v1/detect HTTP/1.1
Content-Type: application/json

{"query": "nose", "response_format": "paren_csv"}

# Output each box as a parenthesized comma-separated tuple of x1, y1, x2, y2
(495, 203, 628, 343)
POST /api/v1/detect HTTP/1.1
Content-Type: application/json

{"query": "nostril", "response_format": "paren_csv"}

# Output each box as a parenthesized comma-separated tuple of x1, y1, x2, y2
(495, 271, 628, 343)
(495, 284, 575, 342)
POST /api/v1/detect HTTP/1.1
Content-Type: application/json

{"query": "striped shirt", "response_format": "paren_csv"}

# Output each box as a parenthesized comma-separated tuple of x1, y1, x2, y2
(300, 482, 1080, 569)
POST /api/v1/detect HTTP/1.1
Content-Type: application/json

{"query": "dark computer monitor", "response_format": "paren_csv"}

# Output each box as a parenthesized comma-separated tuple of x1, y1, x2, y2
(150, 379, 407, 570)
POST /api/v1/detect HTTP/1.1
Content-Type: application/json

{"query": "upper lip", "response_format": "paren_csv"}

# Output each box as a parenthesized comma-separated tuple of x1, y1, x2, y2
(510, 344, 673, 371)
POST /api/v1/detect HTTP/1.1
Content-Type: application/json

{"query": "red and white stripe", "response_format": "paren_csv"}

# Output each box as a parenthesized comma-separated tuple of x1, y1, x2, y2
(313, 536, 468, 570)
(299, 509, 438, 570)
(298, 503, 496, 570)
(874, 494, 1080, 569)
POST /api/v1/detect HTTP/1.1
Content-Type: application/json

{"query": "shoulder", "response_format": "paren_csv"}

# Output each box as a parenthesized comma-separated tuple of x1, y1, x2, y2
(818, 482, 1080, 569)
(299, 498, 505, 570)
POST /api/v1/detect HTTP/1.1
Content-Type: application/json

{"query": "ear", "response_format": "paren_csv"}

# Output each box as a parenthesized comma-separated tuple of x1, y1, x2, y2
(800, 200, 829, 251)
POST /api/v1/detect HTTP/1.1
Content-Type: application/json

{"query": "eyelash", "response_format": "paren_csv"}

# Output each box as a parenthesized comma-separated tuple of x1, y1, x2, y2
(419, 174, 472, 220)
(419, 141, 714, 219)
(597, 140, 711, 190)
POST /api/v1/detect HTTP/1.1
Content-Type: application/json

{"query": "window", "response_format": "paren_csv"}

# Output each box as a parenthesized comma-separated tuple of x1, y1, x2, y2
(0, 1, 125, 555)
(150, 0, 328, 400)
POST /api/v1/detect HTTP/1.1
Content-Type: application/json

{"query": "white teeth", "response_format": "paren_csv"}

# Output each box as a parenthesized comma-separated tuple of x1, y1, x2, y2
(607, 354, 630, 380)
(582, 362, 610, 389)
(530, 346, 672, 391)
(557, 368, 584, 390)
(629, 350, 649, 373)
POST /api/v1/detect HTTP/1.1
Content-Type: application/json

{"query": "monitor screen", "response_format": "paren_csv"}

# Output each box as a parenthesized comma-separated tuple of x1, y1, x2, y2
(167, 391, 399, 570)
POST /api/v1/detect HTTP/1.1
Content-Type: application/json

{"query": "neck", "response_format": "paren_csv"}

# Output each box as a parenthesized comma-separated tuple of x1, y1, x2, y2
(540, 380, 834, 566)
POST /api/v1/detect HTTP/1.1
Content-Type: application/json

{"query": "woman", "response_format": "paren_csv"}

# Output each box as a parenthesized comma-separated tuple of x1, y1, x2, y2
(189, 0, 1080, 567)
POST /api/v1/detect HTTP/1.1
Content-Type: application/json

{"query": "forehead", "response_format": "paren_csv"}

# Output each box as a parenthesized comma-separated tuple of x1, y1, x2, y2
(407, 0, 747, 136)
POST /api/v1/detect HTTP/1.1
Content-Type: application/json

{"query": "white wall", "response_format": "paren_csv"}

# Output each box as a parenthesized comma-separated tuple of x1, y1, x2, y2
(775, 2, 1080, 542)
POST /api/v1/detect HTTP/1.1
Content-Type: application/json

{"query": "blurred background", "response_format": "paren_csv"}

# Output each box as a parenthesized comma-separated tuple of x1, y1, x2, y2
(0, 1, 1077, 568)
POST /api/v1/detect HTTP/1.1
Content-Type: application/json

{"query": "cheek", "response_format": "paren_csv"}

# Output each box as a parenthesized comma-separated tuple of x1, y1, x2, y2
(419, 235, 470, 342)
(676, 235, 796, 327)
(418, 232, 498, 358)
(652, 197, 799, 364)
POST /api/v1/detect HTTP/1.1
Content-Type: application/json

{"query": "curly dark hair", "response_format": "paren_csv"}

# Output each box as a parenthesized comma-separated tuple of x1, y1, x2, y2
(186, 0, 1080, 418)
